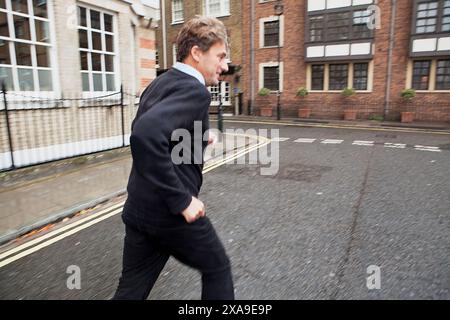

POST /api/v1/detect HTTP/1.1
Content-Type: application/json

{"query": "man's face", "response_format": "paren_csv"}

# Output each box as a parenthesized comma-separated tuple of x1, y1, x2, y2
(196, 41, 229, 86)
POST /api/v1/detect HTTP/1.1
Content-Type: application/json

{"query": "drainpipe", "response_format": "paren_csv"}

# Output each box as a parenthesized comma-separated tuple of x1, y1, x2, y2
(161, 0, 168, 69)
(249, 0, 255, 115)
(384, 0, 397, 119)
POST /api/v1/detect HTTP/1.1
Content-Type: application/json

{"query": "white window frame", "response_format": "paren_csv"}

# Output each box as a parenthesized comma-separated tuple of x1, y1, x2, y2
(172, 43, 177, 65)
(259, 15, 284, 49)
(77, 4, 119, 97)
(259, 61, 284, 93)
(171, 0, 184, 24)
(306, 61, 374, 92)
(0, 0, 58, 98)
(208, 81, 231, 106)
(205, 0, 230, 18)
(155, 48, 159, 69)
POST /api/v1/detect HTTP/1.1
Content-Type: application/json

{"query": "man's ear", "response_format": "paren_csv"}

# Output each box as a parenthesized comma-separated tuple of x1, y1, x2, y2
(190, 45, 202, 63)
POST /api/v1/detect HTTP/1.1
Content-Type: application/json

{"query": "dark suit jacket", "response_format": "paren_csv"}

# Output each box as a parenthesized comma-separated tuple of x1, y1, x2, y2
(123, 68, 211, 222)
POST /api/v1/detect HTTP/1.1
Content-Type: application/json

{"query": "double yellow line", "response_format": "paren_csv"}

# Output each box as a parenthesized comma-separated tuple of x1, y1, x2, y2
(0, 133, 271, 268)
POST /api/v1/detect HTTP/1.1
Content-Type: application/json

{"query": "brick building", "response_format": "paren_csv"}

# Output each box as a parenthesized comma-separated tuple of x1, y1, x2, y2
(155, 0, 243, 113)
(242, 0, 450, 122)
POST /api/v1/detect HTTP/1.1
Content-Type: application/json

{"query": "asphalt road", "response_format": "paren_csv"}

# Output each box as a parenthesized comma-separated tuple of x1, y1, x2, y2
(0, 121, 449, 299)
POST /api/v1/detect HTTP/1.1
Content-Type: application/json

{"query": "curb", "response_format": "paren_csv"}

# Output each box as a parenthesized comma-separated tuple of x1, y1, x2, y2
(0, 134, 258, 246)
(0, 189, 127, 246)
(210, 116, 450, 133)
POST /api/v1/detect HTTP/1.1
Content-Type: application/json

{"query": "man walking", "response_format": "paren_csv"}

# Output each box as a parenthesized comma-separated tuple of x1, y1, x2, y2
(113, 16, 234, 300)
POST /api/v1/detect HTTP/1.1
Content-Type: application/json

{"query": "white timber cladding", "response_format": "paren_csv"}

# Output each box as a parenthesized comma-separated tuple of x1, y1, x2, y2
(350, 42, 371, 55)
(325, 44, 350, 56)
(307, 46, 325, 58)
(306, 42, 371, 58)
(259, 15, 285, 48)
(307, 0, 373, 11)
(437, 37, 450, 51)
(412, 38, 437, 52)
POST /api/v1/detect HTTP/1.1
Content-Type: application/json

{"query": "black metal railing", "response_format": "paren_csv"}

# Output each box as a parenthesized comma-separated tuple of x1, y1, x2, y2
(0, 84, 140, 171)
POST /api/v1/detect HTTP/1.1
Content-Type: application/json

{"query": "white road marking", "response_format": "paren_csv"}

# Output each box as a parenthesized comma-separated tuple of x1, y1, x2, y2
(384, 143, 406, 149)
(294, 138, 316, 143)
(0, 133, 271, 268)
(352, 140, 375, 146)
(0, 208, 123, 268)
(0, 200, 126, 261)
(321, 139, 344, 144)
(414, 145, 441, 152)
(271, 137, 290, 142)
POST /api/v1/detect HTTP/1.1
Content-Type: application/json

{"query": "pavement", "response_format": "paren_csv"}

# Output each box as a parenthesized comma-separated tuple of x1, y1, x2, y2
(0, 132, 259, 246)
(213, 114, 450, 132)
(0, 114, 449, 246)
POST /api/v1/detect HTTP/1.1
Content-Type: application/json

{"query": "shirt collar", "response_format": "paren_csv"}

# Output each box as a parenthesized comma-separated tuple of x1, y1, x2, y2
(173, 62, 205, 86)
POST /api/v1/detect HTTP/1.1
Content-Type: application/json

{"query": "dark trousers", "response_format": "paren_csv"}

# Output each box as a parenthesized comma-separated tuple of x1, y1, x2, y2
(113, 212, 234, 300)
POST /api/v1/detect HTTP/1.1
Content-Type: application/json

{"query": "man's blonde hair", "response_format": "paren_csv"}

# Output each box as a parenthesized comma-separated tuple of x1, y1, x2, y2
(176, 16, 229, 63)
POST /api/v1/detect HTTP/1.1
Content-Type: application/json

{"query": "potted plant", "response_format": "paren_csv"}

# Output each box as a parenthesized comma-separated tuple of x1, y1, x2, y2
(258, 87, 272, 117)
(296, 87, 310, 118)
(400, 89, 416, 123)
(341, 87, 357, 120)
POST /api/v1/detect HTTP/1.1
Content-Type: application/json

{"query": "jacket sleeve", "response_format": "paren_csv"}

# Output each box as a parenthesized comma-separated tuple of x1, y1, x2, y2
(130, 84, 211, 215)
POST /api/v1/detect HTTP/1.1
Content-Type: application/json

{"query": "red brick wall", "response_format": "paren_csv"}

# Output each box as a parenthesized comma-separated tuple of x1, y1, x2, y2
(242, 0, 450, 122)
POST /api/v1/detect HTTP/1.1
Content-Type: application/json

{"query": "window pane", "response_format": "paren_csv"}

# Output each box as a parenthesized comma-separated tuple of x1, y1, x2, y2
(105, 54, 113, 72)
(38, 69, 52, 90)
(412, 60, 430, 90)
(263, 66, 279, 91)
(208, 0, 220, 16)
(329, 64, 348, 90)
(11, 0, 28, 14)
(309, 15, 323, 42)
(14, 15, 31, 40)
(79, 30, 88, 48)
(104, 14, 112, 32)
(91, 53, 101, 71)
(436, 59, 450, 90)
(0, 12, 9, 37)
(264, 21, 279, 47)
(0, 66, 13, 90)
(93, 73, 102, 91)
(35, 20, 50, 43)
(17, 68, 34, 91)
(311, 64, 324, 90)
(353, 63, 368, 90)
(327, 12, 350, 41)
(0, 0, 5, 9)
(353, 10, 373, 39)
(80, 51, 88, 70)
(105, 34, 113, 52)
(15, 42, 32, 66)
(416, 2, 438, 33)
(33, 0, 48, 18)
(35, 45, 50, 67)
(106, 73, 115, 91)
(78, 6, 86, 27)
(0, 39, 10, 64)
(92, 31, 101, 51)
(81, 72, 89, 91)
(90, 10, 101, 30)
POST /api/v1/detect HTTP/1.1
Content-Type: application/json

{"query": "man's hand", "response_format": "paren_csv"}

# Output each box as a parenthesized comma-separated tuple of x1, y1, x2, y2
(208, 131, 218, 145)
(181, 196, 205, 223)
